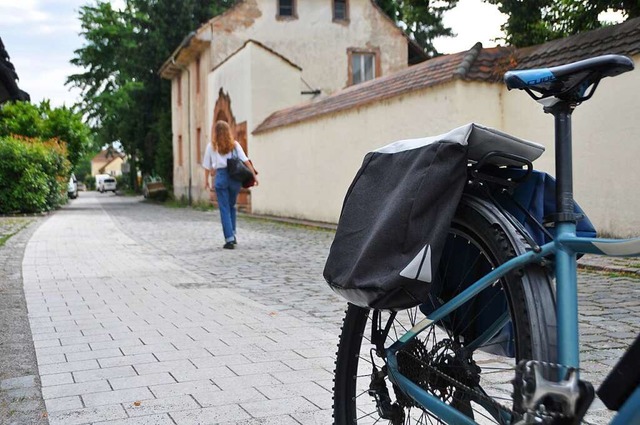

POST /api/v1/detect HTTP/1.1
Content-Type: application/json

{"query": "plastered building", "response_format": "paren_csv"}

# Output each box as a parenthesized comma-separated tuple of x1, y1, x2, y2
(159, 0, 423, 209)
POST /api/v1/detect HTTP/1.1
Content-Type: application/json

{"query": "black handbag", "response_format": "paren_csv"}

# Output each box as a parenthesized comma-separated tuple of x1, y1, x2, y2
(227, 149, 253, 184)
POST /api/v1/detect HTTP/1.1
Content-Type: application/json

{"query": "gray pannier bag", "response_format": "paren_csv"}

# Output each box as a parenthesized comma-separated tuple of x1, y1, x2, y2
(323, 123, 545, 310)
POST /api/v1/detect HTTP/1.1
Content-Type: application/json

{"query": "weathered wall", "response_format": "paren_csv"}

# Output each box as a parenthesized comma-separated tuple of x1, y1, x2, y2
(171, 0, 409, 200)
(251, 81, 503, 223)
(251, 55, 640, 236)
(175, 41, 302, 202)
(501, 55, 640, 236)
(205, 0, 408, 95)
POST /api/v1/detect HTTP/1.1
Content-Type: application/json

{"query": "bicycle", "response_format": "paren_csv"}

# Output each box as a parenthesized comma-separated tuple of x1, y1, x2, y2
(329, 54, 640, 424)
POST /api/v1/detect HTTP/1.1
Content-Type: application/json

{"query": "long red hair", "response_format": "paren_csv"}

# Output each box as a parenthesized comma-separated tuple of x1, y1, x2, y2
(212, 120, 234, 155)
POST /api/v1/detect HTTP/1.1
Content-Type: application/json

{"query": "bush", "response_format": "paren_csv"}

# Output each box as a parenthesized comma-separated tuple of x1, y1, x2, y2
(0, 136, 70, 214)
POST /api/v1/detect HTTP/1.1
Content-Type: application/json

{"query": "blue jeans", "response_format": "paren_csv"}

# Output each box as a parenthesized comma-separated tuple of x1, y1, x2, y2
(215, 168, 242, 242)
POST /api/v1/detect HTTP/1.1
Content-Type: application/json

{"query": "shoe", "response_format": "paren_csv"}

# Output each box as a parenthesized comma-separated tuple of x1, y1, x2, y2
(232, 237, 237, 245)
(223, 242, 235, 249)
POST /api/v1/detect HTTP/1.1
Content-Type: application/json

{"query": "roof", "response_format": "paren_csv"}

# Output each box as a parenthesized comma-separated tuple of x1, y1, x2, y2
(0, 37, 30, 104)
(159, 31, 210, 79)
(514, 16, 640, 69)
(254, 17, 640, 133)
(92, 149, 125, 164)
(254, 47, 487, 134)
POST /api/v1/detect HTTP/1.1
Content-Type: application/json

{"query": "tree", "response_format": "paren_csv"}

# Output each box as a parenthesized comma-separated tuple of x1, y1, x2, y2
(376, 0, 458, 56)
(485, 0, 640, 47)
(67, 0, 234, 189)
(40, 102, 93, 171)
(0, 100, 91, 171)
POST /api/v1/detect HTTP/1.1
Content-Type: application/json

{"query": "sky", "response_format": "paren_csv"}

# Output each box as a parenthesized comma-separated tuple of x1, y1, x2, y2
(0, 0, 506, 108)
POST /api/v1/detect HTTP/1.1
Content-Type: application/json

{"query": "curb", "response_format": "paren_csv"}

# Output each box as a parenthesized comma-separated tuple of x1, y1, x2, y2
(209, 208, 640, 277)
(238, 212, 338, 231)
(577, 262, 640, 276)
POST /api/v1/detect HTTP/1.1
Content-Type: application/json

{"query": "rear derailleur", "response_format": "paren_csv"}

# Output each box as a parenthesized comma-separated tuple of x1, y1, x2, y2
(513, 360, 595, 424)
(368, 363, 405, 424)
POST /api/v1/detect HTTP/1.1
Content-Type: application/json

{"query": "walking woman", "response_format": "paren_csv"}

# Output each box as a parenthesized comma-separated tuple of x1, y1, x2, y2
(203, 121, 258, 249)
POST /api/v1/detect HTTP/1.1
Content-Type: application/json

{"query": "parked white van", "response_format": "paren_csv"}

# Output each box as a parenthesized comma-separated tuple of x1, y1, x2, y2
(95, 174, 117, 193)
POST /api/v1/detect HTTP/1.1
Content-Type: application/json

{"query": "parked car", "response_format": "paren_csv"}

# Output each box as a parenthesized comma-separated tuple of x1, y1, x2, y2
(67, 174, 78, 199)
(142, 175, 168, 200)
(95, 173, 110, 191)
(99, 176, 117, 193)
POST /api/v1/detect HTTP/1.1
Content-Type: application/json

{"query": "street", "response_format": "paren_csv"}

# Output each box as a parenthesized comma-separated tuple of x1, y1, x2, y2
(1, 191, 639, 424)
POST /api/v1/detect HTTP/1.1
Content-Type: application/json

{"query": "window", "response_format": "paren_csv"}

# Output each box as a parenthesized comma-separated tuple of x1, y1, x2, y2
(348, 49, 379, 85)
(177, 74, 182, 105)
(195, 56, 201, 94)
(278, 0, 296, 18)
(333, 0, 348, 21)
(178, 135, 183, 166)
(196, 128, 202, 164)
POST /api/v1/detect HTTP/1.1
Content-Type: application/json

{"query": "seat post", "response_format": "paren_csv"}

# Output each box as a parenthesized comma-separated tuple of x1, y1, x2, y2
(546, 101, 577, 222)
(546, 100, 581, 370)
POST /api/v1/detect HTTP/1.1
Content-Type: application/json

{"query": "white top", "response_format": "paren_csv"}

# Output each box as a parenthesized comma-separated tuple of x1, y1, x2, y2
(202, 141, 249, 170)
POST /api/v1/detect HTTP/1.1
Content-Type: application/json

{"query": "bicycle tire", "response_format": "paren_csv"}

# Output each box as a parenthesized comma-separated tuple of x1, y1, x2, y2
(333, 196, 557, 424)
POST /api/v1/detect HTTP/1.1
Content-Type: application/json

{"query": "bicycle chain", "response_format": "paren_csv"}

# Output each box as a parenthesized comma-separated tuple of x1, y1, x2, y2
(397, 351, 575, 424)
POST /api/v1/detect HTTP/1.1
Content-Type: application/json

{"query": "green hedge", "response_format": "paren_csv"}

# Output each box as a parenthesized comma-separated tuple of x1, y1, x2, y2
(0, 136, 70, 214)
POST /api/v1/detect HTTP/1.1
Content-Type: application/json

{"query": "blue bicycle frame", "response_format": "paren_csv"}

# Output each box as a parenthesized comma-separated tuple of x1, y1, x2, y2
(385, 228, 640, 424)
(384, 98, 640, 425)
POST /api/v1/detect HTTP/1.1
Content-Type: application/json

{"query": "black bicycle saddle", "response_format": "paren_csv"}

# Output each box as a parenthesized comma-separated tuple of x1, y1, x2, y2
(504, 54, 634, 103)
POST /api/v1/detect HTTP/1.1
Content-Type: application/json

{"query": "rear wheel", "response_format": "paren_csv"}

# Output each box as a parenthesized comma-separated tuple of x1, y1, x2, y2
(333, 200, 557, 424)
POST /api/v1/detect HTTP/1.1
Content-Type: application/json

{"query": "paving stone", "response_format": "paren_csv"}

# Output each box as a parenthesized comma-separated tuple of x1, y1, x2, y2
(213, 373, 282, 392)
(44, 395, 84, 413)
(121, 343, 177, 356)
(133, 359, 197, 376)
(149, 379, 218, 398)
(36, 343, 91, 357)
(255, 381, 330, 400)
(39, 359, 100, 376)
(109, 372, 176, 390)
(98, 353, 158, 369)
(41, 380, 112, 399)
(36, 353, 67, 365)
(170, 365, 237, 383)
(66, 348, 123, 362)
(241, 395, 319, 418)
(220, 415, 301, 425)
(227, 360, 293, 376)
(272, 368, 334, 384)
(94, 413, 175, 425)
(40, 372, 74, 387)
(47, 404, 128, 425)
(169, 404, 251, 424)
(73, 365, 137, 383)
(124, 394, 200, 417)
(82, 387, 155, 407)
(291, 408, 334, 424)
